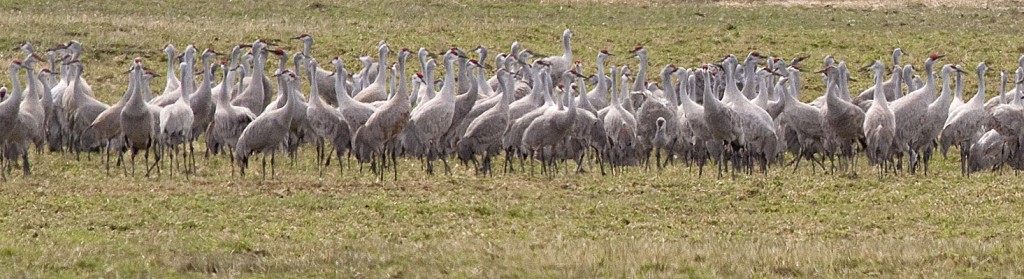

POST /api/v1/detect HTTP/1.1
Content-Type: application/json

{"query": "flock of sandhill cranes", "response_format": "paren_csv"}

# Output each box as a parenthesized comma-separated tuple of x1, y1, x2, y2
(3, 29, 1024, 180)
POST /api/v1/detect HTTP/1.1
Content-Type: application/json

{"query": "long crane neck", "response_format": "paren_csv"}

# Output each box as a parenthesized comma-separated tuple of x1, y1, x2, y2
(374, 48, 388, 85)
(632, 52, 647, 91)
(663, 69, 677, 106)
(397, 53, 408, 100)
(334, 62, 351, 103)
(972, 68, 987, 103)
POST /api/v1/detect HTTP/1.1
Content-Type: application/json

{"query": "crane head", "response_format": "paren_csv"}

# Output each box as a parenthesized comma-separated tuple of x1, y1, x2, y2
(27, 53, 44, 63)
(47, 43, 68, 52)
(952, 64, 966, 74)
(600, 49, 613, 56)
(291, 33, 311, 40)
(929, 53, 944, 61)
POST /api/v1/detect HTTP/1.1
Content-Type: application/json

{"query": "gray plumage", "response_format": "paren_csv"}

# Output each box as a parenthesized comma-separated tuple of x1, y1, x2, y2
(234, 71, 298, 177)
(862, 61, 896, 172)
(353, 44, 390, 103)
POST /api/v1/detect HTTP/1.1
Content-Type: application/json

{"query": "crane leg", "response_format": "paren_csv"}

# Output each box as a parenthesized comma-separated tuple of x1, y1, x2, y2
(261, 153, 267, 181)
(21, 153, 30, 176)
(391, 147, 399, 182)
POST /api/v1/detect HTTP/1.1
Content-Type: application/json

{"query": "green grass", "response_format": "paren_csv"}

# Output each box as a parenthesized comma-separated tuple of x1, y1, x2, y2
(3, 0, 1024, 277)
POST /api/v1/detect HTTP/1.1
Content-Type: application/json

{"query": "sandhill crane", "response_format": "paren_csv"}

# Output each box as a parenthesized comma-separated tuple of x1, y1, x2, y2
(968, 129, 1008, 173)
(47, 50, 74, 151)
(121, 59, 161, 177)
(629, 45, 650, 93)
(942, 62, 989, 176)
(303, 58, 350, 176)
(635, 64, 677, 169)
(352, 55, 374, 94)
(459, 69, 514, 175)
(718, 54, 778, 174)
(507, 61, 550, 122)
(264, 53, 312, 161)
(232, 41, 271, 116)
(586, 50, 613, 111)
(63, 41, 95, 98)
(891, 53, 942, 173)
(904, 65, 920, 93)
(854, 48, 905, 107)
(293, 34, 339, 106)
(158, 45, 198, 176)
(777, 67, 827, 172)
(151, 45, 198, 107)
(354, 44, 390, 103)
(160, 44, 181, 95)
(352, 50, 412, 181)
(39, 66, 61, 152)
(62, 60, 108, 154)
(540, 29, 573, 83)
(914, 64, 962, 174)
(442, 59, 482, 155)
(648, 64, 684, 170)
(522, 70, 582, 175)
(983, 70, 1024, 172)
(213, 45, 245, 101)
(701, 62, 743, 177)
(0, 61, 38, 176)
(819, 62, 865, 173)
(331, 57, 375, 139)
(949, 64, 967, 113)
(451, 56, 511, 151)
(89, 62, 136, 175)
(206, 61, 255, 159)
(984, 72, 1012, 114)
(189, 49, 219, 142)
(674, 68, 714, 176)
(235, 70, 297, 179)
(862, 60, 897, 176)
(403, 49, 462, 175)
(505, 68, 556, 172)
(18, 53, 46, 152)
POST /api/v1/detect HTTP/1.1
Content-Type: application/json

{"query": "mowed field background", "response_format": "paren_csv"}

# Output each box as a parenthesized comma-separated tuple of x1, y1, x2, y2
(2, 0, 1024, 277)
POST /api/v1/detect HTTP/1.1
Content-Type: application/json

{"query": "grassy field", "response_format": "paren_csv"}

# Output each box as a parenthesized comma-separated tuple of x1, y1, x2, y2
(3, 0, 1024, 277)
